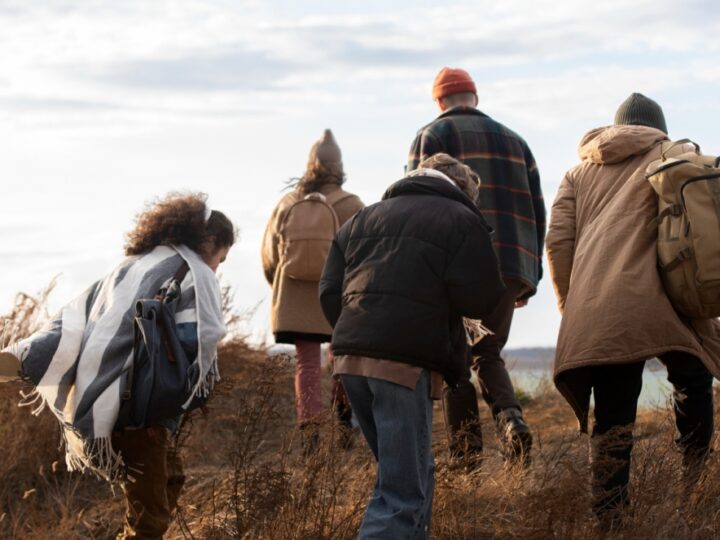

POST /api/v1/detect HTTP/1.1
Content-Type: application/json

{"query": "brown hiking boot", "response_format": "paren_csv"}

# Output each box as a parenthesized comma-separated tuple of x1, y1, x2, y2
(496, 407, 532, 467)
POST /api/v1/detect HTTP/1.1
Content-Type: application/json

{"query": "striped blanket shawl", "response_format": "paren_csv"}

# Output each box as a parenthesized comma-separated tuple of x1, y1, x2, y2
(8, 245, 225, 480)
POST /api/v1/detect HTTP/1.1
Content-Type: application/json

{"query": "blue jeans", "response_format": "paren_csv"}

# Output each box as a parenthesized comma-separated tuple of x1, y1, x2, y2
(340, 371, 435, 540)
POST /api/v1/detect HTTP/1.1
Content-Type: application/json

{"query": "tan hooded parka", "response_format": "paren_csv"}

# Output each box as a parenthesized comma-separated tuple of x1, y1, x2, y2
(547, 125, 720, 430)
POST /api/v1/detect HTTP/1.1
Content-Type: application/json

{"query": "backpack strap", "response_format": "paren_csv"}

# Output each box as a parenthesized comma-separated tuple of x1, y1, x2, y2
(279, 190, 355, 237)
(173, 261, 190, 284)
(162, 260, 189, 357)
(662, 138, 700, 159)
(156, 261, 190, 300)
(324, 190, 356, 208)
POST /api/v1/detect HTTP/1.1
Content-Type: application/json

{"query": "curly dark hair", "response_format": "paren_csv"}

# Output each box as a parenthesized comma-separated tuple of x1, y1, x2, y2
(124, 192, 235, 256)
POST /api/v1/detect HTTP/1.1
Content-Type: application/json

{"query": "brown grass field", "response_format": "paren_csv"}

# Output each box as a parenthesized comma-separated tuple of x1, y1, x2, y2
(2, 288, 720, 539)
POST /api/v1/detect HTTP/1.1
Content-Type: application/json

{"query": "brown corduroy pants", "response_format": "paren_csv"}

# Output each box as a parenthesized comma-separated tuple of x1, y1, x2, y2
(112, 426, 185, 540)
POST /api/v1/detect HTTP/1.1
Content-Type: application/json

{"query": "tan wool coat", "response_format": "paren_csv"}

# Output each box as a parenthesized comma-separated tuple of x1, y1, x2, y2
(546, 125, 720, 430)
(262, 183, 364, 342)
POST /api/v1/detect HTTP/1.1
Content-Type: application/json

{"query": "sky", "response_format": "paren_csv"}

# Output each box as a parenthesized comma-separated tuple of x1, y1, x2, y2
(1, 0, 718, 347)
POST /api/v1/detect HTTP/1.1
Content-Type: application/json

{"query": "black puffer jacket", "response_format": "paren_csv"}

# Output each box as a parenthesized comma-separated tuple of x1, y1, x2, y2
(319, 174, 506, 386)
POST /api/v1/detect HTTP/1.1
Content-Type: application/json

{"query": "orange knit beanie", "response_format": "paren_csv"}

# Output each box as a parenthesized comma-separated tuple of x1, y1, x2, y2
(432, 67, 477, 101)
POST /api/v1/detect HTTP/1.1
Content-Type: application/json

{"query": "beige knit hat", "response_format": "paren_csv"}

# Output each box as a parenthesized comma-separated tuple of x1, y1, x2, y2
(307, 129, 342, 169)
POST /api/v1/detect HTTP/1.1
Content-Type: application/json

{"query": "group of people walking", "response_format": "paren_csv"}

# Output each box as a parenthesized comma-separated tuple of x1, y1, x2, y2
(264, 67, 720, 538)
(1, 65, 718, 539)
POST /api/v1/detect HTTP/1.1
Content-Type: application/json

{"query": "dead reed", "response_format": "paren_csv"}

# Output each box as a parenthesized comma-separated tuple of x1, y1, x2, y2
(1, 284, 720, 539)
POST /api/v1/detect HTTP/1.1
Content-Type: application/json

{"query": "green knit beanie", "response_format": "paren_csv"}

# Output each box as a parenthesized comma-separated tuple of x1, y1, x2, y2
(614, 92, 668, 134)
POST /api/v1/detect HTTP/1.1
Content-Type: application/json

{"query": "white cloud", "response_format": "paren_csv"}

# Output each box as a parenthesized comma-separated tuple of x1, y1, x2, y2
(1, 0, 718, 130)
(1, 0, 719, 347)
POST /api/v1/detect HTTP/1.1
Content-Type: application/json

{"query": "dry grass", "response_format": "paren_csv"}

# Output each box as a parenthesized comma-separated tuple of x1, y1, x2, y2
(2, 287, 720, 539)
(0, 285, 122, 539)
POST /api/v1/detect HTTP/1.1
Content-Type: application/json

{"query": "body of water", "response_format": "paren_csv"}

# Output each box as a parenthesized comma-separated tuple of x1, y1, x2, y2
(511, 367, 674, 409)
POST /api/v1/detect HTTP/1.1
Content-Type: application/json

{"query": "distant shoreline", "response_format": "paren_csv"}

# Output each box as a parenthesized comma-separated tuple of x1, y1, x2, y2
(268, 344, 667, 372)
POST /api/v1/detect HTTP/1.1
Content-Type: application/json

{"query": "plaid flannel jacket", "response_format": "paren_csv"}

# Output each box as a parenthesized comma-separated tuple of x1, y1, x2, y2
(408, 107, 546, 297)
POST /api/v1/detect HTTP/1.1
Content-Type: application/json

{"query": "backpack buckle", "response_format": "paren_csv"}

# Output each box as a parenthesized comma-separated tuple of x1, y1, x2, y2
(677, 247, 693, 261)
(647, 204, 683, 230)
(661, 247, 693, 273)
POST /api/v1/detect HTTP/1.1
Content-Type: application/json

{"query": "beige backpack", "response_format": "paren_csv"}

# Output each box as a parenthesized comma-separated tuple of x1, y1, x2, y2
(279, 191, 352, 282)
(646, 139, 720, 319)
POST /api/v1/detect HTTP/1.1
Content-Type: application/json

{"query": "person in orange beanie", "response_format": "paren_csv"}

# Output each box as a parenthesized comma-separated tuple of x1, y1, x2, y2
(408, 67, 546, 468)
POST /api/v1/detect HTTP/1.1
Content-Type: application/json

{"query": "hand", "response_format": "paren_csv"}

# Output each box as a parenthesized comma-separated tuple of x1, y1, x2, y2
(514, 298, 529, 309)
(0, 350, 22, 383)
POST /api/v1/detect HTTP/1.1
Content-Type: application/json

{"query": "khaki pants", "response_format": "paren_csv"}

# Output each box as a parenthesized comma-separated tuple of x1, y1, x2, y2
(112, 426, 185, 540)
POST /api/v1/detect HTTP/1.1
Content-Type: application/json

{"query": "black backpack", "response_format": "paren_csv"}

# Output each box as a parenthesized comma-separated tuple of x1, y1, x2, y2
(116, 262, 207, 429)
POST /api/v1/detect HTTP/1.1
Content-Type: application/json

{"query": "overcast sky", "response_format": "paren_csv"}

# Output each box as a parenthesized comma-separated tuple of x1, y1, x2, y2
(1, 0, 718, 347)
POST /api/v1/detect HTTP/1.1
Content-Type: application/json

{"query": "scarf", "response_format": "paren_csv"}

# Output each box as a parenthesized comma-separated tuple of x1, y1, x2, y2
(6, 244, 225, 480)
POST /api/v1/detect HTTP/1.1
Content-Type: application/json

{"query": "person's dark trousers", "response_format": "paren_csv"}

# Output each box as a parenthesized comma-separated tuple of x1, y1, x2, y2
(332, 377, 353, 426)
(659, 351, 714, 470)
(331, 375, 355, 449)
(442, 380, 483, 459)
(590, 354, 714, 521)
(469, 278, 526, 416)
(330, 349, 353, 429)
(589, 361, 644, 521)
(442, 278, 525, 459)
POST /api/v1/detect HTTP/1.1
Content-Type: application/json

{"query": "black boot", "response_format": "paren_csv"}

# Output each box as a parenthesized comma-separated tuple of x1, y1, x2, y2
(443, 381, 483, 469)
(495, 407, 532, 467)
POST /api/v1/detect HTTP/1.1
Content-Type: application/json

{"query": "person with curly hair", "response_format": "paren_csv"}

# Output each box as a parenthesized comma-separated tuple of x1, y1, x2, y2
(262, 130, 364, 452)
(124, 192, 235, 268)
(3, 192, 235, 539)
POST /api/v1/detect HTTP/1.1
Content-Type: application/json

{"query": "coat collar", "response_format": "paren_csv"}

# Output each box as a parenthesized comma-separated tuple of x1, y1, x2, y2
(382, 174, 492, 231)
(436, 106, 490, 121)
(407, 167, 458, 187)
